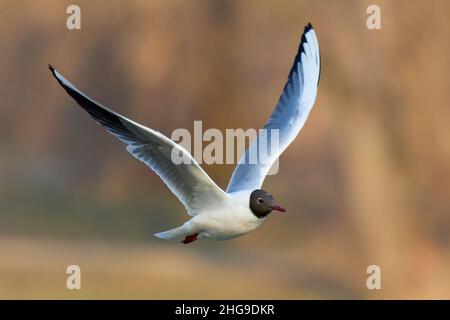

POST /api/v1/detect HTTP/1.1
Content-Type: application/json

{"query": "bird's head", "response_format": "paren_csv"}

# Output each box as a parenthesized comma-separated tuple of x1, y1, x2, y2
(249, 189, 286, 218)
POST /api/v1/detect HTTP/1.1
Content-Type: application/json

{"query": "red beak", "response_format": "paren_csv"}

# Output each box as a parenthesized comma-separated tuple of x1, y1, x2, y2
(271, 204, 286, 212)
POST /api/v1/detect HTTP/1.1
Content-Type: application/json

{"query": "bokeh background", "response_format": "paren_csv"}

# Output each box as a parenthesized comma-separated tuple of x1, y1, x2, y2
(0, 0, 449, 299)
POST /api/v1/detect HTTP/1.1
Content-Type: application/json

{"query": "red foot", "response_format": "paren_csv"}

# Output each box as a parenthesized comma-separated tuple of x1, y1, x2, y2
(181, 233, 199, 245)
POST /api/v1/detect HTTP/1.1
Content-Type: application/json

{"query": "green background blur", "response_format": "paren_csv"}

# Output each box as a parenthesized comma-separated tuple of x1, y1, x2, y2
(0, 0, 449, 299)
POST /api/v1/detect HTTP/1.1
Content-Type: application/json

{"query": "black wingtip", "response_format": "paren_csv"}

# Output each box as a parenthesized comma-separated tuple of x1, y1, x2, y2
(48, 64, 57, 78)
(302, 23, 321, 86)
(300, 22, 314, 45)
(48, 64, 66, 88)
(289, 22, 320, 86)
(300, 23, 314, 53)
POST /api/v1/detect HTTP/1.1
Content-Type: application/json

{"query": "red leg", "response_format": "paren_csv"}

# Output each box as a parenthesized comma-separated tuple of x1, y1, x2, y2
(181, 233, 199, 245)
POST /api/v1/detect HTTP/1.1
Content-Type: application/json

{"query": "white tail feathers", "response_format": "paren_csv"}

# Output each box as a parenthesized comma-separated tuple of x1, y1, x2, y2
(154, 225, 188, 240)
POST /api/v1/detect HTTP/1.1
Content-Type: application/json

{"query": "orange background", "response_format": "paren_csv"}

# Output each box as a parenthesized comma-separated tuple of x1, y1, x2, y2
(0, 0, 449, 298)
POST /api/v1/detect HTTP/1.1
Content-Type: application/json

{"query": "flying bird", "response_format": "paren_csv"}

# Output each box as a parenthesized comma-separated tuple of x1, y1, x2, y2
(49, 23, 320, 244)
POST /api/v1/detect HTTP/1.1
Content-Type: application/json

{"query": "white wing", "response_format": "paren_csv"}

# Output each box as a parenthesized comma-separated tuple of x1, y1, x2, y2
(49, 65, 229, 215)
(227, 23, 321, 193)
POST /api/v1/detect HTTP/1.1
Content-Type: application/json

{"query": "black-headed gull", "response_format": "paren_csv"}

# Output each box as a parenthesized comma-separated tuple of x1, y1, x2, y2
(49, 23, 320, 244)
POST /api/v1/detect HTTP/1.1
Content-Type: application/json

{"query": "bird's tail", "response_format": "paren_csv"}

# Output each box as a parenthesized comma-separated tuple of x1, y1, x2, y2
(154, 225, 190, 240)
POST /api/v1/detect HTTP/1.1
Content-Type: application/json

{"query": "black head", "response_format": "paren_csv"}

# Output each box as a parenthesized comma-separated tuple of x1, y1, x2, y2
(249, 189, 286, 219)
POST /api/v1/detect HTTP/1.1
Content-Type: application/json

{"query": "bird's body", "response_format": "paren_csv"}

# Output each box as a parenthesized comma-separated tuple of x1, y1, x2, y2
(156, 190, 264, 242)
(49, 23, 321, 244)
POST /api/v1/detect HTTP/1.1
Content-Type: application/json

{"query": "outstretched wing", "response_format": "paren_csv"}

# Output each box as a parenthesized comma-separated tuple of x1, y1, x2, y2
(227, 23, 321, 193)
(49, 65, 229, 215)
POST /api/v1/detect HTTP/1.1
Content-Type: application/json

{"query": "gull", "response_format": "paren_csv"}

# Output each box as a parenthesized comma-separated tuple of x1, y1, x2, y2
(49, 23, 320, 244)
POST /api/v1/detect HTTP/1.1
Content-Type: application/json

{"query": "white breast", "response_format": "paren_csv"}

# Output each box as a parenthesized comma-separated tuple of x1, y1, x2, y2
(190, 190, 265, 240)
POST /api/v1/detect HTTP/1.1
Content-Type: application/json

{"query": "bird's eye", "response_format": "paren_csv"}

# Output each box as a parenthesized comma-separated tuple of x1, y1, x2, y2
(257, 198, 263, 204)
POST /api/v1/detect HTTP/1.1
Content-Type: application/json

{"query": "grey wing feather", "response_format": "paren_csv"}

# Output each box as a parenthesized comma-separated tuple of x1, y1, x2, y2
(227, 23, 320, 193)
(49, 65, 228, 215)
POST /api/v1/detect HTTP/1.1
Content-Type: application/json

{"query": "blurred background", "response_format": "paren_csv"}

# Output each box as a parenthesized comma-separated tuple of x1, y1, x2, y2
(0, 0, 449, 299)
